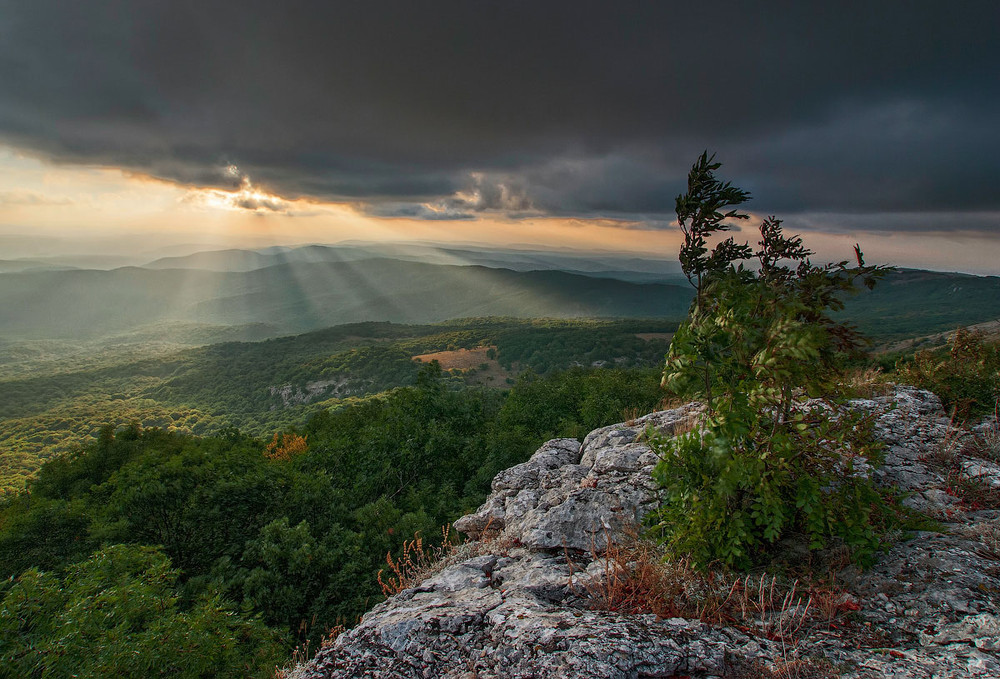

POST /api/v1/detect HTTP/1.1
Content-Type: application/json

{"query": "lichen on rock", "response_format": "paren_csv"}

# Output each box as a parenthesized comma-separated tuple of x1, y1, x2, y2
(291, 387, 1000, 679)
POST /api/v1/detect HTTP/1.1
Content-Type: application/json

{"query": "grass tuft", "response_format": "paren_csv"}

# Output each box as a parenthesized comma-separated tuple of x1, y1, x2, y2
(573, 532, 855, 644)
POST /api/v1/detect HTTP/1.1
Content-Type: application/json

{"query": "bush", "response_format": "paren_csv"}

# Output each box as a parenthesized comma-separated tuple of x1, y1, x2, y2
(893, 327, 1000, 420)
(0, 545, 284, 679)
(649, 406, 889, 568)
(647, 153, 894, 569)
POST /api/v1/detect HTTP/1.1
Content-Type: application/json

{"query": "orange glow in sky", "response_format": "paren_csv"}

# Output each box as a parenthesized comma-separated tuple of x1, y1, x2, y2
(2, 145, 998, 275)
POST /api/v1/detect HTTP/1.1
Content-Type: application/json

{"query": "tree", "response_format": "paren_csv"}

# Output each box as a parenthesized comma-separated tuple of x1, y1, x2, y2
(648, 153, 893, 568)
(675, 152, 753, 309)
(264, 432, 309, 460)
(0, 545, 284, 679)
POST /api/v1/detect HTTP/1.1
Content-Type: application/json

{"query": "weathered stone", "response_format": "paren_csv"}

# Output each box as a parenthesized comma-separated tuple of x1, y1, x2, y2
(961, 459, 1000, 488)
(455, 404, 702, 553)
(292, 387, 1000, 679)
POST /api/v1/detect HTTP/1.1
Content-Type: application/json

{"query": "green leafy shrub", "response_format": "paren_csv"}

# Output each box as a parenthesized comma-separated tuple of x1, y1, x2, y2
(0, 545, 284, 679)
(893, 327, 1000, 420)
(647, 153, 894, 569)
(649, 407, 889, 568)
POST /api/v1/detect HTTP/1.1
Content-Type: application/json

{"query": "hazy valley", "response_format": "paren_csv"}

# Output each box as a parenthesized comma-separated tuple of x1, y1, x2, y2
(3, 242, 1000, 493)
(2, 240, 999, 677)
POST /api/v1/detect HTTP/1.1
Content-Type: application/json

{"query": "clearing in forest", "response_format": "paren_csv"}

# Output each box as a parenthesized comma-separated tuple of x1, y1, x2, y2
(412, 346, 510, 387)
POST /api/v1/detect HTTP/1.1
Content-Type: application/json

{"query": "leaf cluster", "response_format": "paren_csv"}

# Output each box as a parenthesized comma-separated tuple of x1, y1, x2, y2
(649, 406, 889, 569)
(650, 154, 895, 569)
(675, 152, 752, 299)
(0, 545, 284, 678)
(893, 327, 1000, 420)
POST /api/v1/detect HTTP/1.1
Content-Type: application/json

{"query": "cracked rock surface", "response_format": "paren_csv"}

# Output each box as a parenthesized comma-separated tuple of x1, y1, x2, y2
(291, 387, 1000, 678)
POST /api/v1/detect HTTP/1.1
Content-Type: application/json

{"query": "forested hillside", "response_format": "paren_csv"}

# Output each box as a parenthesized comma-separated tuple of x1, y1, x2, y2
(0, 363, 665, 675)
(0, 312, 678, 674)
(0, 318, 676, 491)
(841, 268, 1000, 339)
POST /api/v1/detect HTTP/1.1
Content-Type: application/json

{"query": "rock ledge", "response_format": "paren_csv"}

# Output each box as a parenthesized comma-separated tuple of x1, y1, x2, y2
(293, 387, 1000, 678)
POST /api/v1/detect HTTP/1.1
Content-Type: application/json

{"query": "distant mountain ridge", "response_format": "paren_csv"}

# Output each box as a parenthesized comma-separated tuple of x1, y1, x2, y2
(142, 245, 370, 272)
(0, 259, 80, 274)
(839, 268, 1000, 339)
(0, 257, 694, 339)
(142, 243, 686, 282)
(2, 243, 999, 342)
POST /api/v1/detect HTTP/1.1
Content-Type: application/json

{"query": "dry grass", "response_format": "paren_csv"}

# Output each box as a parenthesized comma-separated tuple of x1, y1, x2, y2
(412, 346, 512, 387)
(922, 414, 966, 469)
(412, 346, 496, 371)
(272, 623, 345, 679)
(572, 533, 860, 679)
(668, 412, 702, 437)
(725, 656, 841, 679)
(919, 412, 1000, 511)
(959, 521, 1000, 561)
(573, 533, 855, 644)
(838, 367, 892, 399)
(377, 520, 520, 597)
(657, 394, 691, 411)
(963, 407, 1000, 463)
(378, 525, 458, 596)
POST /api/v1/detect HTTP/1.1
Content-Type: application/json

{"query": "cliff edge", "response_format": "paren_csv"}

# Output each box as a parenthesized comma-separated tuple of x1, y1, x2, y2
(291, 387, 1000, 678)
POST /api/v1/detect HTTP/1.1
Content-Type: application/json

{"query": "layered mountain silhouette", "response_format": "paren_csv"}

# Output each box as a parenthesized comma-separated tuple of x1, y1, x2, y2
(2, 244, 998, 341)
(0, 256, 693, 339)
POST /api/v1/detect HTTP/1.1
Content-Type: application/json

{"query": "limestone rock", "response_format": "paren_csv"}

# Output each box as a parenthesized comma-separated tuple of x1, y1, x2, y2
(454, 403, 701, 553)
(292, 387, 1000, 679)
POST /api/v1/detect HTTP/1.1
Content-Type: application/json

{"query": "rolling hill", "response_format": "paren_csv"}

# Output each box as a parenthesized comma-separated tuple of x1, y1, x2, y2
(839, 268, 1000, 339)
(0, 258, 694, 340)
(0, 318, 678, 491)
(142, 242, 686, 281)
(3, 241, 999, 348)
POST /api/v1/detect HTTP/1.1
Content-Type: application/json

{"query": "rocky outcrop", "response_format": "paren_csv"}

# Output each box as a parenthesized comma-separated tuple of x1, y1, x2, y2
(292, 387, 1000, 678)
(452, 403, 701, 552)
(269, 377, 364, 408)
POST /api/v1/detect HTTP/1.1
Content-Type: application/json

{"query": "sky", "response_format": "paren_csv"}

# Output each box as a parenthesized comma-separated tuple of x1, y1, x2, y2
(0, 1, 998, 272)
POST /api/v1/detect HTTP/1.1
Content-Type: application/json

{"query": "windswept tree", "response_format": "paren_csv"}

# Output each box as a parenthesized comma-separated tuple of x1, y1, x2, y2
(649, 153, 893, 568)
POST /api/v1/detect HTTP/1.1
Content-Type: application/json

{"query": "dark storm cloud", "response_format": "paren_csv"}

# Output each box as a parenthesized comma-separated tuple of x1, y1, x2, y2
(364, 202, 476, 221)
(0, 0, 998, 230)
(782, 211, 1000, 236)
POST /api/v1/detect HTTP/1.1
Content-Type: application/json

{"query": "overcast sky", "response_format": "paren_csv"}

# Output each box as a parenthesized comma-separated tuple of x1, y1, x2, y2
(0, 1, 997, 270)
